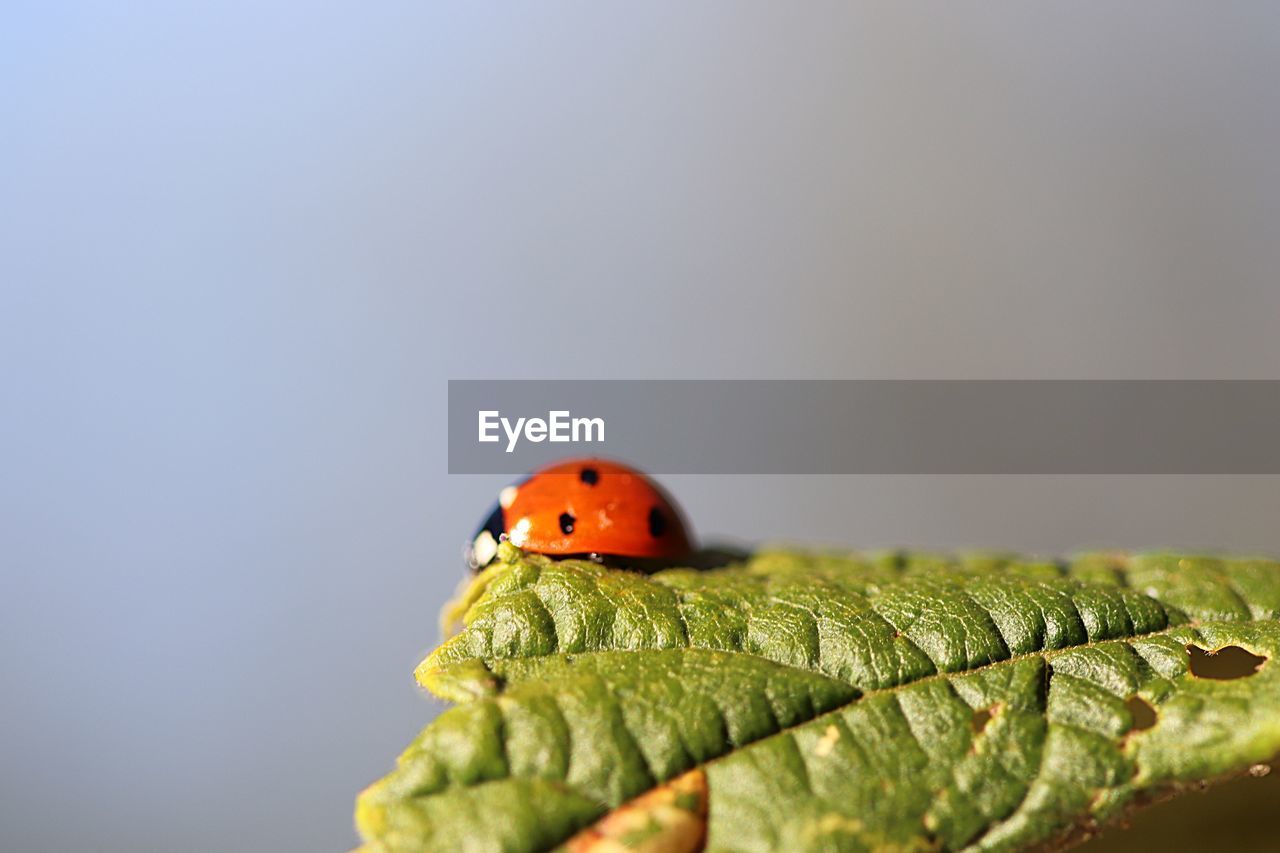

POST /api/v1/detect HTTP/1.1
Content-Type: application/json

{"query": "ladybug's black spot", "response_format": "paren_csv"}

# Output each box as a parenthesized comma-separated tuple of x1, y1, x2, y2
(648, 507, 666, 537)
(579, 467, 599, 486)
(559, 512, 576, 535)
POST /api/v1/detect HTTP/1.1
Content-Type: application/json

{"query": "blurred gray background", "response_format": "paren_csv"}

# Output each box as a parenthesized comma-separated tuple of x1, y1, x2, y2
(3, 3, 1280, 851)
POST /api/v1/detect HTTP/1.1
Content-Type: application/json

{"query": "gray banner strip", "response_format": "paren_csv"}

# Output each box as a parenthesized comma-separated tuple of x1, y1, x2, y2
(448, 380, 1280, 474)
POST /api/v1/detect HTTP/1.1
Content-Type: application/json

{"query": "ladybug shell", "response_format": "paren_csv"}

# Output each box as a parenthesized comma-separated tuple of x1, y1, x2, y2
(468, 459, 693, 570)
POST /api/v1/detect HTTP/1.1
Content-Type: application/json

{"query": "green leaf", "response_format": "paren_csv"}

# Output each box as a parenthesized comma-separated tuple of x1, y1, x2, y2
(356, 545, 1280, 852)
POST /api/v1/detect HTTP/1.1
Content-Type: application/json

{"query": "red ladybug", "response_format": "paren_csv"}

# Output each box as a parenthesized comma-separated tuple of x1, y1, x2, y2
(467, 458, 694, 571)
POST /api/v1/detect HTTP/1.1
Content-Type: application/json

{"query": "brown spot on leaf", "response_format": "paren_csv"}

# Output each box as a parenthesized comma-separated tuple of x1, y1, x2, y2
(1125, 695, 1157, 732)
(564, 768, 707, 853)
(971, 705, 998, 734)
(1187, 645, 1267, 680)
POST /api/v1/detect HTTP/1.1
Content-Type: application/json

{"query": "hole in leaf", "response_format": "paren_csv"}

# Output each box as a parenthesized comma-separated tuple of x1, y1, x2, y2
(1187, 645, 1267, 680)
(1125, 695, 1157, 731)
(971, 706, 996, 734)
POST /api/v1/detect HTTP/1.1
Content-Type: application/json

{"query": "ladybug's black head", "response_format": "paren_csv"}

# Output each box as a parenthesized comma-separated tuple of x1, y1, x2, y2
(465, 503, 505, 572)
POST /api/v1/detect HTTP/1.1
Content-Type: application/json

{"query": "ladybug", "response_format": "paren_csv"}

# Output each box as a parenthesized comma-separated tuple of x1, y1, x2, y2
(466, 458, 694, 571)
